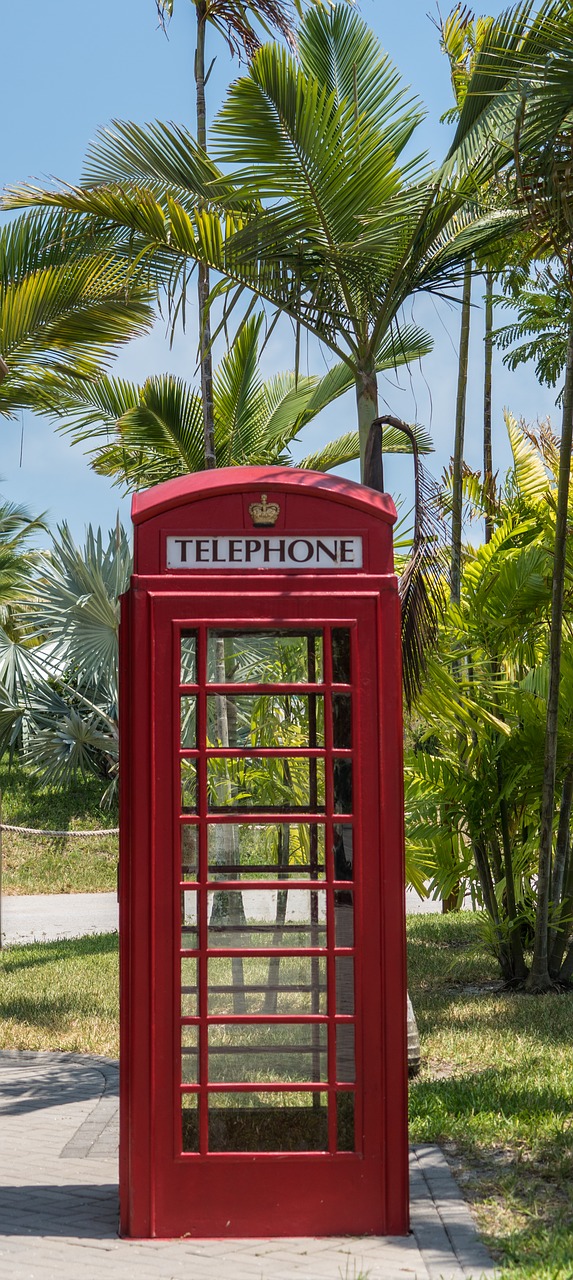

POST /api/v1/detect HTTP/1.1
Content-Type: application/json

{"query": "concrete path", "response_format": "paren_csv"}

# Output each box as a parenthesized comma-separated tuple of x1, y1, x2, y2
(0, 1051, 497, 1280)
(0, 889, 444, 946)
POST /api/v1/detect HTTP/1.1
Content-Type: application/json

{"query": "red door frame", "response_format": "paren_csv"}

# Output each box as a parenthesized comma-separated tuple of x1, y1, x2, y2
(120, 578, 408, 1239)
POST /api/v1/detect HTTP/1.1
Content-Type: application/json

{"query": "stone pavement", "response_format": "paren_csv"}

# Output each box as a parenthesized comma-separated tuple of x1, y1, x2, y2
(0, 888, 444, 947)
(0, 1051, 498, 1280)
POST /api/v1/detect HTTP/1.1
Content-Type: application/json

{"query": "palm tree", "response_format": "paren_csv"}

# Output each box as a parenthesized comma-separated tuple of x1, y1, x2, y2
(0, 209, 155, 419)
(443, 0, 573, 988)
(4, 4, 516, 480)
(155, 0, 305, 469)
(51, 315, 433, 489)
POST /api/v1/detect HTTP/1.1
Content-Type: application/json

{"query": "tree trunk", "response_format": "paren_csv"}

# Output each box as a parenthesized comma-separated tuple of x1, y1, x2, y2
(526, 307, 573, 992)
(483, 269, 494, 544)
(549, 763, 573, 977)
(195, 0, 216, 469)
(356, 357, 379, 482)
(451, 259, 472, 603)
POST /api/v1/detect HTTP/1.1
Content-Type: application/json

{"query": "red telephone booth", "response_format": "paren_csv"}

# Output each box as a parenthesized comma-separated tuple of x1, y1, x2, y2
(119, 466, 408, 1239)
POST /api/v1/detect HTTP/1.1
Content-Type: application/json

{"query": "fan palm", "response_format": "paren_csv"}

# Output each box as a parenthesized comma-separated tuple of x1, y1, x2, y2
(0, 523, 132, 801)
(3, 4, 517, 478)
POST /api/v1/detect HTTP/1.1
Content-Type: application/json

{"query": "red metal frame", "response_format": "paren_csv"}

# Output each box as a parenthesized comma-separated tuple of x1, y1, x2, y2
(120, 468, 408, 1239)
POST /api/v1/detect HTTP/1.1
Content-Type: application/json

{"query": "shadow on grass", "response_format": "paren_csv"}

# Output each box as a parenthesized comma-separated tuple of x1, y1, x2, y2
(411, 1064, 573, 1127)
(0, 932, 119, 973)
(413, 987, 573, 1047)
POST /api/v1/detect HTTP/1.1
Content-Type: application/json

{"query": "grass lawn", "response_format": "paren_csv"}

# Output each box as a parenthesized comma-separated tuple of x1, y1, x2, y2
(0, 913, 571, 1276)
(0, 757, 118, 894)
(409, 914, 573, 1280)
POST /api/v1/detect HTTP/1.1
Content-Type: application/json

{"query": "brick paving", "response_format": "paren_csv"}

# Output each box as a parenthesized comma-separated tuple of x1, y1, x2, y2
(0, 1050, 498, 1280)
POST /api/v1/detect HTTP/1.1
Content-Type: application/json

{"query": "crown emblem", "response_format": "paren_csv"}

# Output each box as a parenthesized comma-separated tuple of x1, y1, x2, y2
(248, 493, 280, 527)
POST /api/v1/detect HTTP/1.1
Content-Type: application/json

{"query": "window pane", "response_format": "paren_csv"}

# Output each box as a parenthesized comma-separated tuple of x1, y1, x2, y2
(180, 697, 197, 749)
(207, 631, 323, 684)
(181, 1093, 199, 1152)
(181, 957, 198, 1016)
(335, 957, 354, 1015)
(208, 1022, 327, 1084)
(181, 825, 199, 880)
(333, 758, 352, 814)
(181, 760, 197, 813)
(332, 694, 352, 748)
(331, 629, 351, 683)
(334, 892, 354, 947)
(207, 888, 327, 949)
(336, 1024, 355, 1083)
(208, 955, 327, 1015)
(181, 1025, 199, 1084)
(336, 1092, 354, 1152)
(208, 757, 325, 812)
(180, 632, 197, 684)
(207, 823, 326, 881)
(181, 890, 198, 950)
(207, 693, 324, 748)
(208, 1092, 328, 1152)
(333, 824, 353, 881)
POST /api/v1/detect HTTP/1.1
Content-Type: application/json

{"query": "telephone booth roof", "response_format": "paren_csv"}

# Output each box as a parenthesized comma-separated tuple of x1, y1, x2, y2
(131, 465, 397, 526)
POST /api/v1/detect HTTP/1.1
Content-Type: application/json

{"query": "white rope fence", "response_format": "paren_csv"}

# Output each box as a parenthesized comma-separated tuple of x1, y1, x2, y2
(0, 824, 118, 837)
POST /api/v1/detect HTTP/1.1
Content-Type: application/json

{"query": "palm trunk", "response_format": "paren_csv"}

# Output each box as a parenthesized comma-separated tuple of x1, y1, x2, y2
(451, 259, 472, 603)
(548, 761, 573, 977)
(483, 269, 494, 544)
(526, 306, 573, 992)
(195, 0, 216, 469)
(356, 357, 379, 482)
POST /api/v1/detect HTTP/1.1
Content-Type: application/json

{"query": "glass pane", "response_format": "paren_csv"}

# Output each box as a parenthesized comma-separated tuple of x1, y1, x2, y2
(333, 758, 352, 814)
(208, 1091, 328, 1152)
(181, 760, 197, 812)
(208, 1022, 327, 1084)
(333, 824, 353, 881)
(208, 955, 327, 1015)
(332, 694, 352, 748)
(181, 890, 198, 950)
(207, 631, 323, 684)
(331, 629, 351, 684)
(208, 823, 326, 881)
(180, 632, 197, 684)
(181, 1025, 199, 1083)
(336, 1024, 355, 1083)
(207, 888, 327, 949)
(336, 1092, 355, 1151)
(336, 957, 354, 1015)
(180, 697, 197, 749)
(181, 825, 199, 880)
(208, 757, 325, 812)
(334, 892, 354, 947)
(207, 694, 324, 748)
(181, 1092, 199, 1152)
(181, 957, 198, 1016)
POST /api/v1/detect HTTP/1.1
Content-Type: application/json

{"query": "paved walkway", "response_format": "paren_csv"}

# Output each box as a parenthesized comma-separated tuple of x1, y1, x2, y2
(0, 1051, 497, 1280)
(0, 889, 444, 947)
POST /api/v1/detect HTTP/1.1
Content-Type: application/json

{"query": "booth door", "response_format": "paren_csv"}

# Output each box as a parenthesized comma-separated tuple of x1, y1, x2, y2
(150, 595, 397, 1237)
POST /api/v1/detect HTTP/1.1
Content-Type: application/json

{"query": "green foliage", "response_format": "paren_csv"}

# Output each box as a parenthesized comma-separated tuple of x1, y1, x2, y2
(406, 414, 573, 981)
(409, 913, 573, 1280)
(52, 315, 432, 490)
(0, 209, 154, 419)
(0, 524, 130, 803)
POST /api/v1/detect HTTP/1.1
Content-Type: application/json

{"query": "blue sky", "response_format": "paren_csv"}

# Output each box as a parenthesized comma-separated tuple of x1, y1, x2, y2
(2, 0, 558, 542)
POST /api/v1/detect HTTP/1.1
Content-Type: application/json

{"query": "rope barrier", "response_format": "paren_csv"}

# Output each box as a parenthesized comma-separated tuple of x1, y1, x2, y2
(0, 824, 119, 837)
